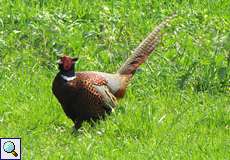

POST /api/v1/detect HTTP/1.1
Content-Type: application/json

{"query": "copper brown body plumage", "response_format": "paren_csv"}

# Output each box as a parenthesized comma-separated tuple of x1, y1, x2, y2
(52, 14, 176, 130)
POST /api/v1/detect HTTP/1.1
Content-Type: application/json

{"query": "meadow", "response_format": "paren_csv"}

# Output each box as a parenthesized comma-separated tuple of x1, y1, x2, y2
(0, 0, 229, 159)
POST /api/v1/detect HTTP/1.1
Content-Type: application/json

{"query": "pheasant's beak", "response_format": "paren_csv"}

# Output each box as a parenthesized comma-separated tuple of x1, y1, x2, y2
(56, 59, 62, 64)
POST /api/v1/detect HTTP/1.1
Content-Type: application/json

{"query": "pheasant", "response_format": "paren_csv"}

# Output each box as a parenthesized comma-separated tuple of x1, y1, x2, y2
(52, 14, 176, 130)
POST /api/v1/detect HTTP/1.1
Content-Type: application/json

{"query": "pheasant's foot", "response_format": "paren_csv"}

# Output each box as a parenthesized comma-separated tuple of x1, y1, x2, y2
(72, 120, 83, 133)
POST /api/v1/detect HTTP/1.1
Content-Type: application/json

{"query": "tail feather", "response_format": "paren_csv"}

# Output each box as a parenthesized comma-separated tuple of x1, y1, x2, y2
(118, 13, 176, 75)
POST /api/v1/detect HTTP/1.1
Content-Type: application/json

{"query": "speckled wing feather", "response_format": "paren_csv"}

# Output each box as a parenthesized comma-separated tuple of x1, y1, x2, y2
(93, 84, 117, 110)
(67, 77, 116, 116)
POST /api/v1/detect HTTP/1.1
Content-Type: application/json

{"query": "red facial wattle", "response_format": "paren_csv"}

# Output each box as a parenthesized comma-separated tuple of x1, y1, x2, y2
(61, 56, 74, 70)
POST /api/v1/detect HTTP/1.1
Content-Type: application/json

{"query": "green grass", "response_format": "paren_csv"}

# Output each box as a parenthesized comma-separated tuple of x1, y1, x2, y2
(0, 0, 229, 159)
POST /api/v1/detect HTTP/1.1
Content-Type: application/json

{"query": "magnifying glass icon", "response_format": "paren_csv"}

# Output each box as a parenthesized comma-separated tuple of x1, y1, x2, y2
(3, 141, 18, 157)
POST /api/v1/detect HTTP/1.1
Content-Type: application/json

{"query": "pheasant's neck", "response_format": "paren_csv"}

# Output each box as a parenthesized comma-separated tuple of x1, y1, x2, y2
(60, 70, 76, 81)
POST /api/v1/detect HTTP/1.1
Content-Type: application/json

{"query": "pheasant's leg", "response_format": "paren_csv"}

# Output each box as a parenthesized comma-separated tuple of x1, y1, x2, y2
(74, 119, 83, 131)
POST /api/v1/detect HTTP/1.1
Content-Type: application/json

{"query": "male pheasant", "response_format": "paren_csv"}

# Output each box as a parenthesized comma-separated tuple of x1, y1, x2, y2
(52, 14, 176, 130)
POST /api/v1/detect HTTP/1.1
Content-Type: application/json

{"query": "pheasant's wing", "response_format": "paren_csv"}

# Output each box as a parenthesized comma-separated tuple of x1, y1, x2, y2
(93, 84, 117, 111)
(68, 79, 117, 115)
(78, 71, 130, 98)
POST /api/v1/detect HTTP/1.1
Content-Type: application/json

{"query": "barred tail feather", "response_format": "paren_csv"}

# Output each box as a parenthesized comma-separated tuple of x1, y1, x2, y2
(118, 13, 176, 75)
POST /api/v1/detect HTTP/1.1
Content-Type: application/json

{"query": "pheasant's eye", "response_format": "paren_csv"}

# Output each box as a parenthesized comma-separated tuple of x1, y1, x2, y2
(63, 60, 73, 70)
(60, 56, 74, 70)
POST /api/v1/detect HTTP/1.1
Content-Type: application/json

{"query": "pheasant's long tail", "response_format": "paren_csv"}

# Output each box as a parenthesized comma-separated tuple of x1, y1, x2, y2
(118, 13, 176, 76)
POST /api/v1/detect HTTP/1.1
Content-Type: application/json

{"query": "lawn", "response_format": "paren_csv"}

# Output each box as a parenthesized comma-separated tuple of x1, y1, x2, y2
(0, 0, 229, 159)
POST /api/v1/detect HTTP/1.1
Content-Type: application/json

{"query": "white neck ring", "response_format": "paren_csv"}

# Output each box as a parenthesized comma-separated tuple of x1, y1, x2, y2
(61, 74, 76, 81)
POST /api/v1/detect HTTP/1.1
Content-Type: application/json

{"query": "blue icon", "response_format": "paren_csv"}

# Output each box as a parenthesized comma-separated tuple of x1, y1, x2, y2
(3, 141, 18, 157)
(0, 138, 21, 160)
